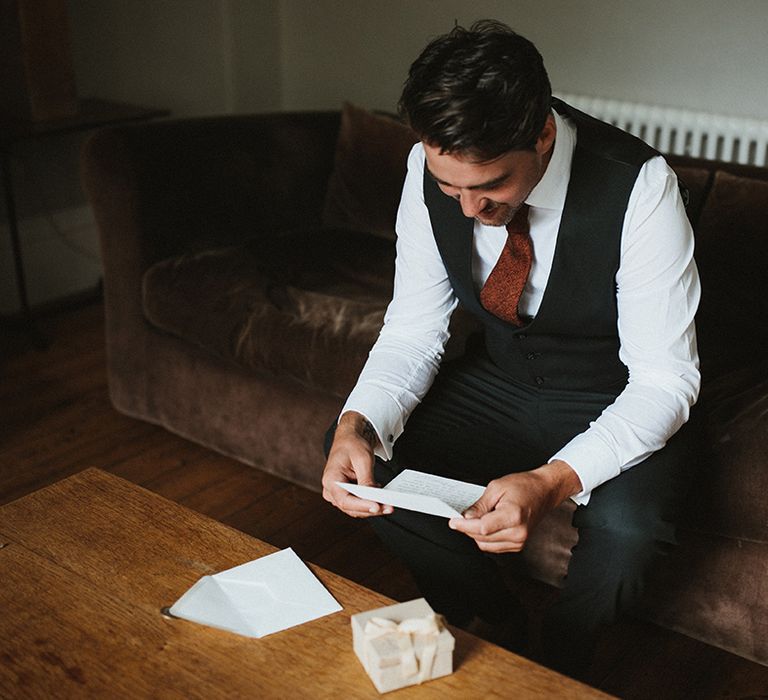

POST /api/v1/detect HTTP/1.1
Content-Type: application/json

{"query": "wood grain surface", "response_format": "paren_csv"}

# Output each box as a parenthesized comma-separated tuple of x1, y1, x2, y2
(0, 468, 610, 699)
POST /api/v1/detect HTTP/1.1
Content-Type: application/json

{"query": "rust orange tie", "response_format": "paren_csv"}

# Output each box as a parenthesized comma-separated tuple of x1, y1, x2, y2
(479, 204, 532, 326)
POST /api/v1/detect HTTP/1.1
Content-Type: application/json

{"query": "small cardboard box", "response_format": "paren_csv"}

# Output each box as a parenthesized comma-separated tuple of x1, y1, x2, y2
(351, 598, 455, 693)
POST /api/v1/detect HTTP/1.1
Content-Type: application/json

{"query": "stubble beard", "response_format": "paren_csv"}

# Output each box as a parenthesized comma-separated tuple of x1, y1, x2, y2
(474, 202, 517, 227)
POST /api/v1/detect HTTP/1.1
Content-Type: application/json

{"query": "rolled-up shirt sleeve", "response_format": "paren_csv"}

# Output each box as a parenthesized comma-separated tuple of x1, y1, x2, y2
(342, 144, 457, 458)
(551, 156, 701, 504)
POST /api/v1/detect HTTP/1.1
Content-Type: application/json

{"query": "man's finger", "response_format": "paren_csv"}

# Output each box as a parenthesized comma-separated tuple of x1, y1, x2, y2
(470, 523, 528, 544)
(450, 508, 508, 535)
(451, 511, 528, 542)
(462, 493, 491, 520)
(475, 537, 527, 554)
(449, 516, 478, 534)
(335, 488, 393, 517)
(449, 518, 528, 552)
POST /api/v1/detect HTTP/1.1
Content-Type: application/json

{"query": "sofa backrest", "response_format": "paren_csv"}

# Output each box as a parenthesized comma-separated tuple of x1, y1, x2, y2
(84, 111, 343, 267)
(666, 155, 768, 381)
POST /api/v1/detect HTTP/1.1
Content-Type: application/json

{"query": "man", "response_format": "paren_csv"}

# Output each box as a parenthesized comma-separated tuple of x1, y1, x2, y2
(322, 20, 700, 679)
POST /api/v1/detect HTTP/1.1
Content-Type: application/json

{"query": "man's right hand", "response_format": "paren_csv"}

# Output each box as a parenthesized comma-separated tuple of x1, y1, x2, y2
(321, 411, 394, 518)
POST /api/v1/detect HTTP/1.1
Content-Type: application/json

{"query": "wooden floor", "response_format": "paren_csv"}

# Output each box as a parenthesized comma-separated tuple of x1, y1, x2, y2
(3, 301, 768, 699)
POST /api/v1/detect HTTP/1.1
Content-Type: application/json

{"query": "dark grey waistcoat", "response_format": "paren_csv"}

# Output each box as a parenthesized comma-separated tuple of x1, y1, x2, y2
(423, 99, 659, 394)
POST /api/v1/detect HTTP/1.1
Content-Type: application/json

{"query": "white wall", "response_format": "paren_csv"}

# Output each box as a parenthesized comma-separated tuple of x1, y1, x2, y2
(69, 0, 282, 117)
(1, 0, 283, 315)
(279, 0, 768, 119)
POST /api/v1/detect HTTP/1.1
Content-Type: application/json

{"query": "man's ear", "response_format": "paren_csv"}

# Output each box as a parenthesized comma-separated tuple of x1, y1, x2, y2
(535, 114, 557, 156)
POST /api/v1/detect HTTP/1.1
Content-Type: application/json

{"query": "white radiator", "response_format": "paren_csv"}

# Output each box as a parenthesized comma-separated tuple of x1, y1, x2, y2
(558, 93, 768, 166)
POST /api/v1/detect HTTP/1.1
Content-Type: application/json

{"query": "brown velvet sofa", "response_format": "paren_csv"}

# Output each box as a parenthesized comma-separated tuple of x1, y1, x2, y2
(82, 103, 768, 666)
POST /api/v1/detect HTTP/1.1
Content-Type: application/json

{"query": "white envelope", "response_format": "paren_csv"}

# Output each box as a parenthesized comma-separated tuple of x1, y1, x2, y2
(169, 548, 342, 638)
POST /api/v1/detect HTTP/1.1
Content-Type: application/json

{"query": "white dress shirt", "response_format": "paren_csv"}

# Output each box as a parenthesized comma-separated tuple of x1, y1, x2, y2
(342, 110, 701, 505)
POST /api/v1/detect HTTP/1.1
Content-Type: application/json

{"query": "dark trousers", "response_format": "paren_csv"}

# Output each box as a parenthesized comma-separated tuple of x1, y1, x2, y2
(329, 347, 698, 678)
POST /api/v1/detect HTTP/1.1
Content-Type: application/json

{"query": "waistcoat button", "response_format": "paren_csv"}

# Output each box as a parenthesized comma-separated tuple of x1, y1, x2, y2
(535, 376, 545, 385)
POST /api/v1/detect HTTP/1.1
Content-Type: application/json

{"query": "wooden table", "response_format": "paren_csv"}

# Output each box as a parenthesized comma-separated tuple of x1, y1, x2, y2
(0, 469, 610, 698)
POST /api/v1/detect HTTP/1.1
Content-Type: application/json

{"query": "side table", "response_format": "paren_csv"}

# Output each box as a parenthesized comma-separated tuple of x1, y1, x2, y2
(1, 98, 168, 347)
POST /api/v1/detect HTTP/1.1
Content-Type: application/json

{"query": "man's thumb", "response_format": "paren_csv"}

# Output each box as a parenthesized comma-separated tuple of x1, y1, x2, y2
(352, 454, 377, 487)
(463, 493, 491, 520)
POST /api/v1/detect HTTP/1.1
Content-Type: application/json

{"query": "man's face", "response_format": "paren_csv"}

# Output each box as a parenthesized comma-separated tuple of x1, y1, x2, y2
(423, 115, 556, 227)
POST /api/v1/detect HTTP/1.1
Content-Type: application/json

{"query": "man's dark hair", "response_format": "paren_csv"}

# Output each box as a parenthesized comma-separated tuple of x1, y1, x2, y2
(399, 20, 552, 161)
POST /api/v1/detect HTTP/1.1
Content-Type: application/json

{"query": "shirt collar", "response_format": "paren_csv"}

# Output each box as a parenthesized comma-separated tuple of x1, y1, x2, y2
(525, 109, 575, 211)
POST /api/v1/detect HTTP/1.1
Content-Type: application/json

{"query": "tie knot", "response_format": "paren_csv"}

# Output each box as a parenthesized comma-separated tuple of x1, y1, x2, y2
(507, 204, 530, 234)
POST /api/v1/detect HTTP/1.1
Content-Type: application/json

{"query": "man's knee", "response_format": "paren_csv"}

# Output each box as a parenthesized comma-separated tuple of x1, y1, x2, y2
(570, 514, 677, 611)
(575, 497, 678, 576)
(574, 434, 699, 547)
(608, 519, 675, 567)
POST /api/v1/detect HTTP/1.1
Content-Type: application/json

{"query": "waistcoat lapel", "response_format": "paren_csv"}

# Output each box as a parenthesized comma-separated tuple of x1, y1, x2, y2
(422, 179, 485, 317)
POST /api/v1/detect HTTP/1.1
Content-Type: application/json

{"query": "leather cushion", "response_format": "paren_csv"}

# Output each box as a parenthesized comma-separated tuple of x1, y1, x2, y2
(688, 360, 768, 543)
(694, 170, 768, 379)
(682, 170, 768, 543)
(322, 102, 418, 241)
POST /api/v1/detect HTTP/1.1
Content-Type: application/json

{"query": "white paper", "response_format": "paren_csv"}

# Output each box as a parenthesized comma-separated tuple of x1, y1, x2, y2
(337, 469, 485, 519)
(169, 548, 342, 638)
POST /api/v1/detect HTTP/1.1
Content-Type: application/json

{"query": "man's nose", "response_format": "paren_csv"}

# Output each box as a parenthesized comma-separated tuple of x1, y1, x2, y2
(457, 190, 487, 218)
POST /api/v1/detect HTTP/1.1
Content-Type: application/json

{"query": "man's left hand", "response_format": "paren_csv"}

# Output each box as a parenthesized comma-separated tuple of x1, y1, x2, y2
(448, 460, 582, 553)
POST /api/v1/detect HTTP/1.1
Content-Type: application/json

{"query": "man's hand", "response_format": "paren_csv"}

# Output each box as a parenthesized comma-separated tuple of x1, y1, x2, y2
(448, 460, 581, 553)
(322, 411, 394, 518)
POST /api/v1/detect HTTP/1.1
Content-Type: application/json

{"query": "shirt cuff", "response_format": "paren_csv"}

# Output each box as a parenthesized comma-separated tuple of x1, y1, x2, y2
(550, 435, 623, 506)
(341, 392, 405, 461)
